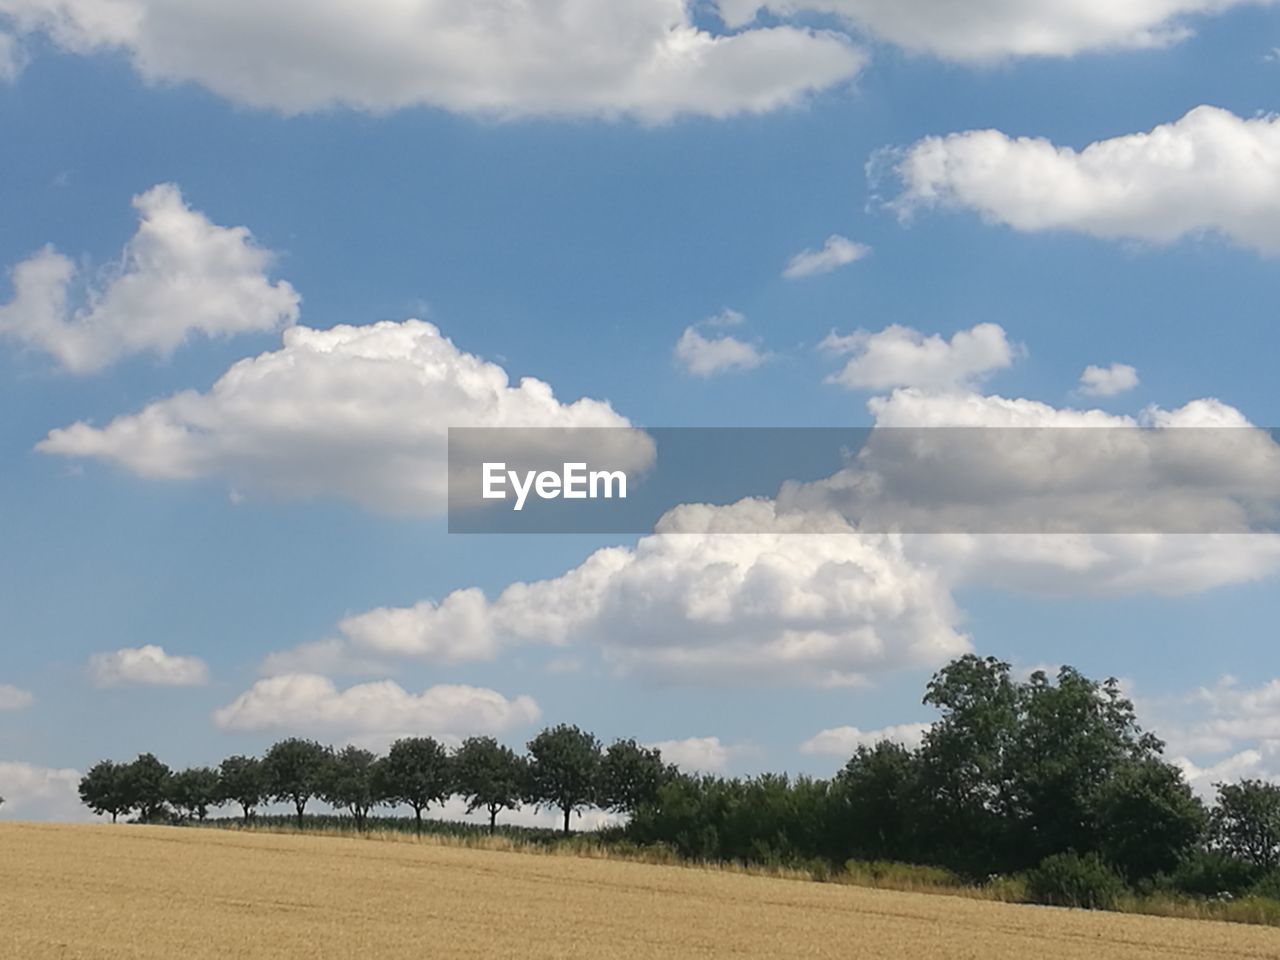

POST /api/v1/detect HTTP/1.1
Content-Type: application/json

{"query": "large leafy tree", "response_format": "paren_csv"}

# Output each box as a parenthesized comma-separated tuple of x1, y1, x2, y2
(1095, 757, 1206, 881)
(377, 737, 451, 835)
(169, 767, 220, 823)
(452, 736, 525, 834)
(322, 746, 383, 830)
(263, 738, 331, 829)
(123, 753, 173, 823)
(1212, 779, 1280, 871)
(597, 739, 671, 814)
(218, 755, 266, 823)
(527, 724, 601, 835)
(833, 740, 922, 863)
(79, 760, 133, 823)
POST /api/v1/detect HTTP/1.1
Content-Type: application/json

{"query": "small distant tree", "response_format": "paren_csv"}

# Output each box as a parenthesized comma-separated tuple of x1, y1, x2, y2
(169, 767, 220, 823)
(218, 755, 266, 823)
(123, 753, 173, 823)
(453, 737, 525, 834)
(323, 746, 382, 831)
(1212, 779, 1280, 871)
(378, 737, 451, 835)
(598, 739, 671, 814)
(527, 724, 601, 835)
(263, 738, 331, 829)
(79, 760, 132, 822)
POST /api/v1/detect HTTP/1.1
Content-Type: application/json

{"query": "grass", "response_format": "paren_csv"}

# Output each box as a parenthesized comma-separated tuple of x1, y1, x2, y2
(201, 816, 1280, 929)
(5, 821, 1280, 959)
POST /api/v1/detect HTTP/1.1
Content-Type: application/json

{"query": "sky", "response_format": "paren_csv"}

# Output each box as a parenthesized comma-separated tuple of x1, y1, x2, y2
(2, 0, 1280, 824)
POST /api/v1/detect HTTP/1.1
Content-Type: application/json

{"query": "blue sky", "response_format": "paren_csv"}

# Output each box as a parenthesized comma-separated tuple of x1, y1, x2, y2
(2, 0, 1280, 821)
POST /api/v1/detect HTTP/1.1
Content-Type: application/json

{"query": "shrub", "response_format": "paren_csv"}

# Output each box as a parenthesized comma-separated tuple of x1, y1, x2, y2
(1162, 850, 1260, 899)
(1248, 871, 1280, 901)
(1025, 852, 1126, 910)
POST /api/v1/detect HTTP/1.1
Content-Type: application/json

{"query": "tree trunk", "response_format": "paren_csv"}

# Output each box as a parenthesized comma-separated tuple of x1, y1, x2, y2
(414, 805, 423, 836)
(489, 807, 497, 835)
(111, 811, 118, 824)
(296, 800, 305, 830)
(242, 804, 252, 824)
(563, 805, 571, 836)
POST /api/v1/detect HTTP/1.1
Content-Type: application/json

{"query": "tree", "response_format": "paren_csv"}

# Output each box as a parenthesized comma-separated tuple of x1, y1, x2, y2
(598, 739, 671, 814)
(1095, 757, 1206, 882)
(1212, 779, 1280, 871)
(527, 724, 601, 835)
(122, 753, 173, 823)
(377, 737, 451, 835)
(79, 760, 132, 822)
(263, 738, 331, 829)
(453, 737, 525, 834)
(169, 767, 220, 823)
(218, 755, 266, 823)
(322, 746, 382, 830)
(833, 740, 922, 862)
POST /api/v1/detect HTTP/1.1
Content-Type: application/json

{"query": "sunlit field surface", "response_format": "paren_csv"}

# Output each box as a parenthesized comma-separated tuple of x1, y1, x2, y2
(4, 823, 1279, 959)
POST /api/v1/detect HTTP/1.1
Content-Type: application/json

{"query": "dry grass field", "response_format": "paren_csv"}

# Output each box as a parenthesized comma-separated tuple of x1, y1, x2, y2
(3, 822, 1278, 959)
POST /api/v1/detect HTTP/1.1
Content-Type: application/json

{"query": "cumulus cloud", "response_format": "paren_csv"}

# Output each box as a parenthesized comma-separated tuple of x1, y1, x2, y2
(38, 319, 648, 514)
(783, 234, 870, 279)
(1078, 363, 1139, 397)
(718, 0, 1270, 61)
(309, 498, 970, 687)
(0, 30, 24, 81)
(821, 322, 1018, 391)
(88, 645, 209, 688)
(647, 736, 742, 775)
(0, 0, 865, 120)
(212, 674, 540, 745)
(799, 721, 930, 756)
(0, 684, 33, 711)
(890, 106, 1280, 255)
(0, 762, 91, 822)
(674, 323, 766, 378)
(0, 184, 299, 372)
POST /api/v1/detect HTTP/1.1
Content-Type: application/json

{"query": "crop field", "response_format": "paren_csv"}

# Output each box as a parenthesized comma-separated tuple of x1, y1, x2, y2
(3, 823, 1278, 960)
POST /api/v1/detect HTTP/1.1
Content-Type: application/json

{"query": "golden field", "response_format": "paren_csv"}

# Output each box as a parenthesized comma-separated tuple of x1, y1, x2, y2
(2, 822, 1278, 959)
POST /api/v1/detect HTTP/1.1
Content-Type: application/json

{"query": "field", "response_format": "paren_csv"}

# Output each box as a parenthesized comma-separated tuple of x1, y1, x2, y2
(3, 823, 1279, 959)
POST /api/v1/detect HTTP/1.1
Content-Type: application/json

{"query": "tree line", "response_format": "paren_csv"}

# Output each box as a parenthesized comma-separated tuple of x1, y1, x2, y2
(79, 726, 668, 835)
(78, 656, 1280, 906)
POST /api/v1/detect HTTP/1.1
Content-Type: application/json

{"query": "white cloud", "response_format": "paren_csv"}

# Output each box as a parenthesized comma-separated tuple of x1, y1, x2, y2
(891, 106, 1280, 255)
(821, 322, 1018, 390)
(0, 184, 299, 372)
(88, 645, 209, 688)
(0, 762, 91, 822)
(674, 314, 767, 378)
(1079, 363, 1139, 397)
(719, 0, 1272, 61)
(38, 319, 649, 514)
(783, 234, 870, 279)
(212, 674, 540, 744)
(1174, 749, 1278, 799)
(799, 721, 930, 756)
(258, 639, 391, 679)
(320, 498, 970, 687)
(0, 30, 25, 81)
(647, 736, 742, 775)
(0, 0, 865, 120)
(0, 684, 33, 711)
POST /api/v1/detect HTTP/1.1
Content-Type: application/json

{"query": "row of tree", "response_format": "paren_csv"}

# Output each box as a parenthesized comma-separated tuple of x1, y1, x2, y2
(77, 656, 1280, 898)
(79, 726, 669, 835)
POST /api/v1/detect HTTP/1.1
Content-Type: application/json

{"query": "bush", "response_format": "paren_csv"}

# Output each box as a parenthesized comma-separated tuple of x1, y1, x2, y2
(1248, 871, 1280, 901)
(1161, 850, 1260, 899)
(1025, 852, 1126, 910)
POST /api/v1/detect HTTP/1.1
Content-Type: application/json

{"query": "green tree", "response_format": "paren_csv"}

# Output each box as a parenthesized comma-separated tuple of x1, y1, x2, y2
(123, 753, 173, 823)
(1212, 779, 1280, 871)
(263, 738, 331, 829)
(452, 736, 525, 834)
(833, 740, 922, 862)
(527, 724, 601, 835)
(598, 739, 671, 814)
(79, 760, 132, 822)
(1095, 757, 1206, 881)
(218, 755, 266, 823)
(377, 737, 451, 835)
(169, 766, 220, 823)
(322, 746, 383, 830)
